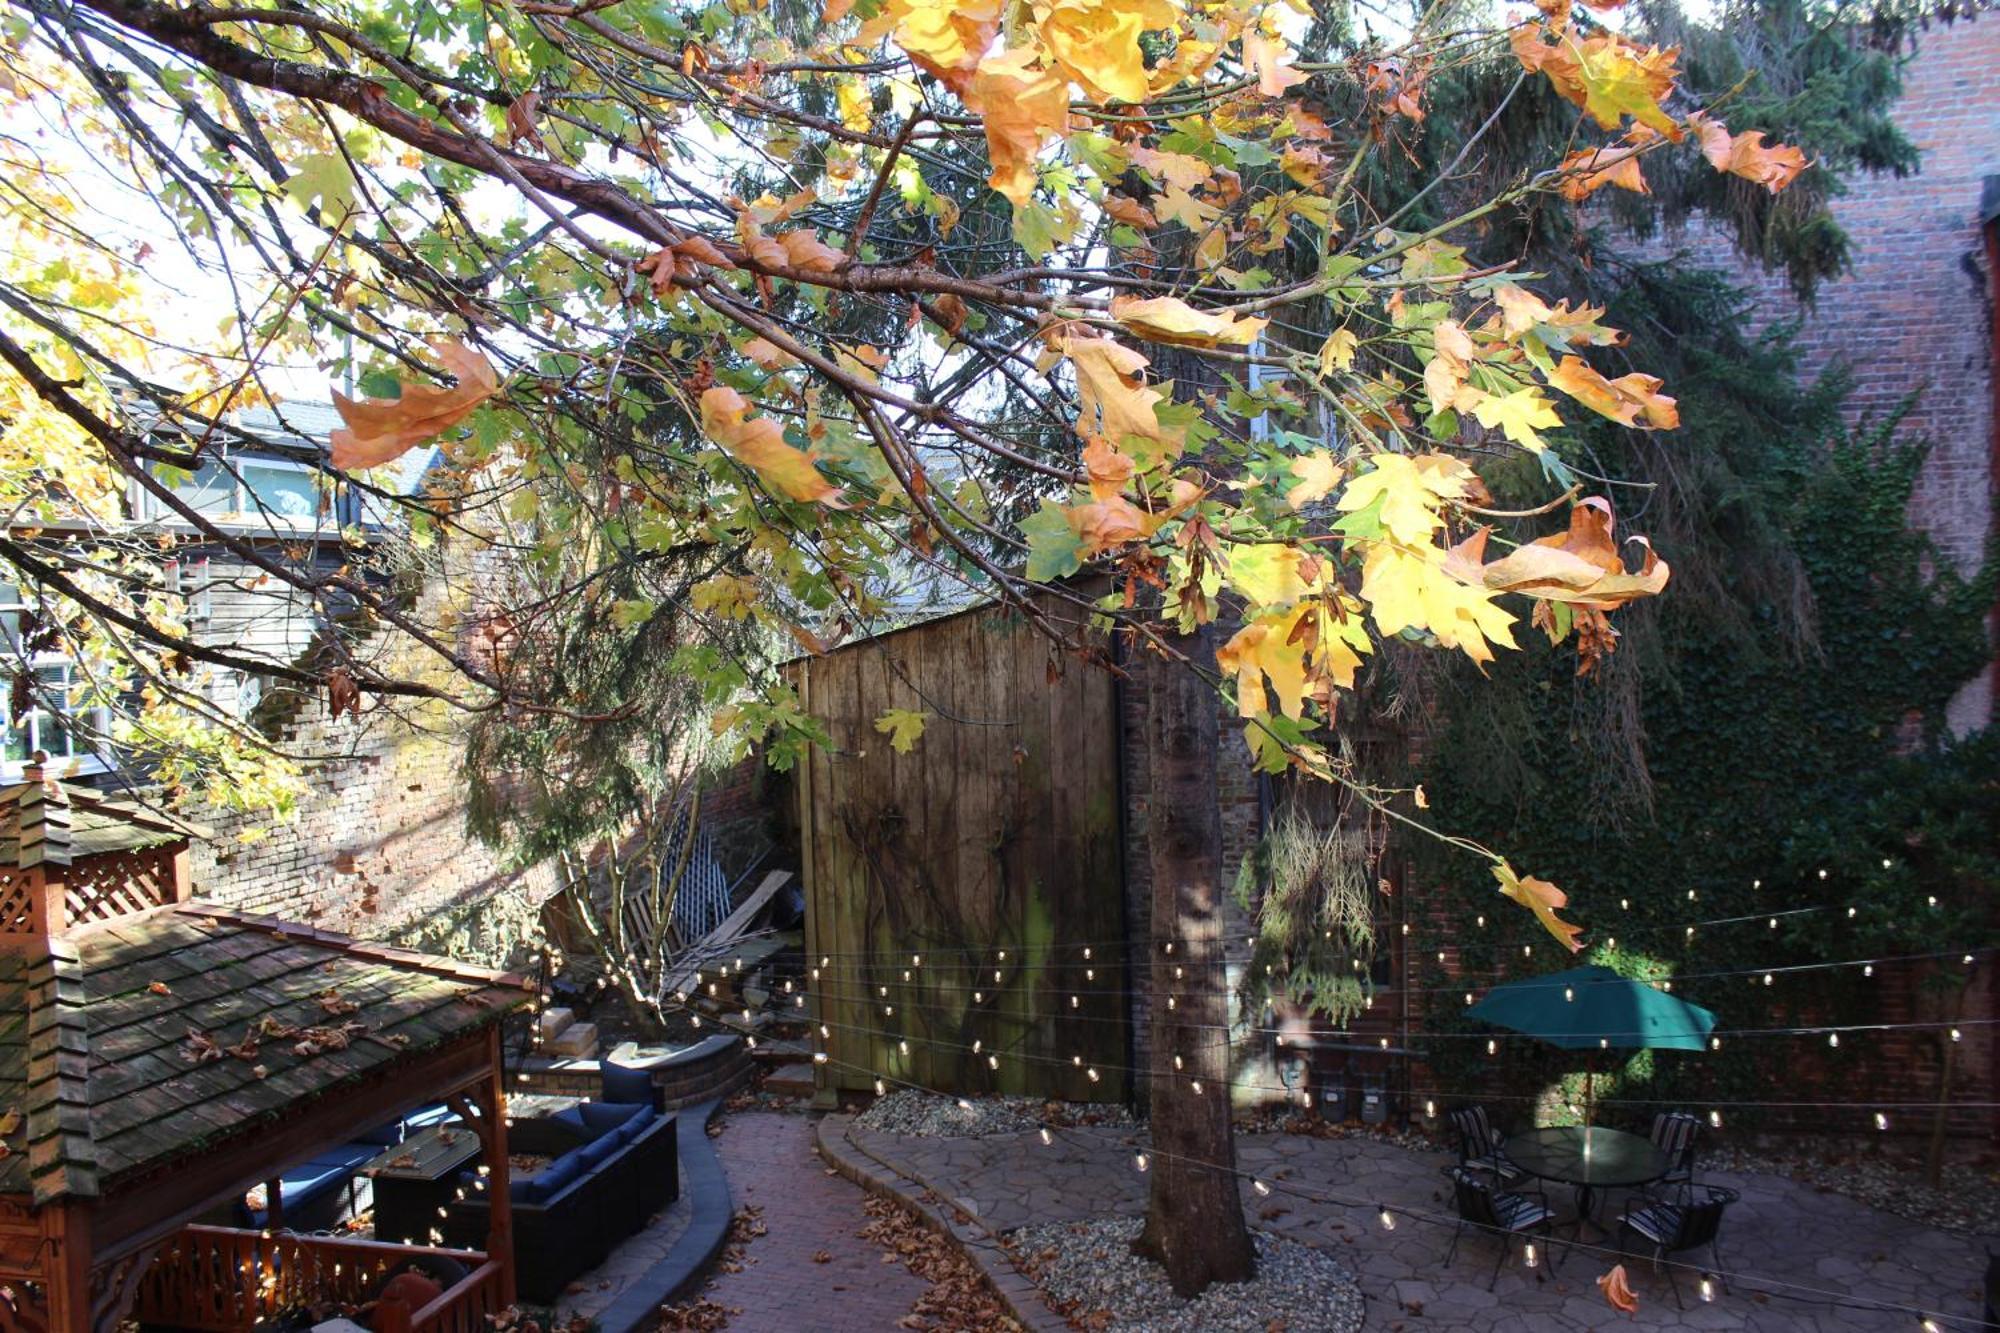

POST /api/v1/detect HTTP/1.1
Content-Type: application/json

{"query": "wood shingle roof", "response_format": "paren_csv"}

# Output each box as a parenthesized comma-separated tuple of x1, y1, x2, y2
(0, 905, 528, 1204)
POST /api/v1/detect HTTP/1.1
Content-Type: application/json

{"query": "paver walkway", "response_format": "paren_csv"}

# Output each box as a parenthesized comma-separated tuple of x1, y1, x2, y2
(695, 1111, 933, 1330)
(835, 1118, 1989, 1331)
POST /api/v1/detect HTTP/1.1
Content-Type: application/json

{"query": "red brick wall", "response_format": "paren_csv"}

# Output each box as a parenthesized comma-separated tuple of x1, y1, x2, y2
(1677, 19, 1998, 733)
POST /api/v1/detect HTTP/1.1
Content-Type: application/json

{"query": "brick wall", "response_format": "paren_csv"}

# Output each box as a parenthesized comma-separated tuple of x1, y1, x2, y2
(1672, 18, 1998, 734)
(185, 555, 559, 968)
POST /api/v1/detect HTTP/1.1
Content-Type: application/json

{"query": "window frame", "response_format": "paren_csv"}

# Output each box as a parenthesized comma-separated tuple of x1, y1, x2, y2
(138, 448, 347, 534)
(0, 584, 115, 780)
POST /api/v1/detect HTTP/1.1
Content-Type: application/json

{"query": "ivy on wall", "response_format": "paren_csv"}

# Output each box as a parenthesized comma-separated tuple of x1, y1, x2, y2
(1409, 259, 1996, 1133)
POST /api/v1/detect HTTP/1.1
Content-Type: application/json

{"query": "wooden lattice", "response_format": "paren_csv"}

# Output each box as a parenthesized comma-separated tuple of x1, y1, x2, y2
(0, 870, 36, 936)
(63, 850, 174, 926)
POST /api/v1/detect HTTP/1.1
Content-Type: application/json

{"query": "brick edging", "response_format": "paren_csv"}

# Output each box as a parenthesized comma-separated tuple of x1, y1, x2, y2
(812, 1114, 1074, 1333)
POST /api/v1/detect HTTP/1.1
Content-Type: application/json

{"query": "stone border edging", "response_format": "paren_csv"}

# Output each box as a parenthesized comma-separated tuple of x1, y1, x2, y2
(590, 1097, 732, 1333)
(813, 1114, 1075, 1333)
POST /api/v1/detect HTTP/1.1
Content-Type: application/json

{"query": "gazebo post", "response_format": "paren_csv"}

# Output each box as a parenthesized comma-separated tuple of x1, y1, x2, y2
(479, 1026, 516, 1306)
(47, 1201, 92, 1333)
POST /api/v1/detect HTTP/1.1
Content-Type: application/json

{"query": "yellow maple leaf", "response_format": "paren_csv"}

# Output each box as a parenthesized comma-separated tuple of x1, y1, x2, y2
(1064, 334, 1183, 469)
(1110, 295, 1267, 348)
(1316, 327, 1358, 377)
(700, 386, 846, 506)
(1217, 610, 1311, 719)
(966, 48, 1071, 205)
(1493, 860, 1585, 953)
(330, 338, 499, 471)
(1336, 452, 1479, 546)
(1359, 542, 1517, 665)
(874, 0, 1002, 95)
(1285, 451, 1343, 509)
(1225, 543, 1317, 609)
(1470, 386, 1564, 451)
(1035, 0, 1175, 105)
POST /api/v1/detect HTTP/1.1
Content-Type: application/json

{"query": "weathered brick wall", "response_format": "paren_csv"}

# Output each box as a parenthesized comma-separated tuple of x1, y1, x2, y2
(186, 555, 559, 968)
(1670, 19, 1998, 733)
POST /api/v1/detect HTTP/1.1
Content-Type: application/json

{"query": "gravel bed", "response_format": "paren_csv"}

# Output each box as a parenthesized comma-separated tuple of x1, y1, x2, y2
(856, 1089, 1138, 1139)
(1008, 1216, 1363, 1333)
(1705, 1142, 2000, 1237)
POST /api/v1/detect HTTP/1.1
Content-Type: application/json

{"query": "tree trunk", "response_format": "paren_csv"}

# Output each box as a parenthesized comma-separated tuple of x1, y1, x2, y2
(1132, 624, 1256, 1295)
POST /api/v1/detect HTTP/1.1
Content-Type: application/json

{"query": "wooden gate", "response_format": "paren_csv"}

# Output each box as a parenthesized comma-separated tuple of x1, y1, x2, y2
(789, 592, 1128, 1101)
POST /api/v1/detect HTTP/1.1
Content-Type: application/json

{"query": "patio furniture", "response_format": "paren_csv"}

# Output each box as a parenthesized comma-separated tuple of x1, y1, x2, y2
(366, 1124, 485, 1246)
(1448, 1105, 1521, 1182)
(444, 1099, 678, 1303)
(1444, 1166, 1560, 1290)
(1618, 1182, 1739, 1308)
(1647, 1111, 1701, 1198)
(1502, 1125, 1670, 1239)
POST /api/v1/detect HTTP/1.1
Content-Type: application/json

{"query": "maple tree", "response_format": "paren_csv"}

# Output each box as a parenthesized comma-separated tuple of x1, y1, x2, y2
(0, 0, 1814, 1293)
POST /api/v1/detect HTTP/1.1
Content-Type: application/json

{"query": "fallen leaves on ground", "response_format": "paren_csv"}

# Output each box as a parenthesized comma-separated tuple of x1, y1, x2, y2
(656, 1297, 738, 1331)
(1599, 1263, 1640, 1314)
(859, 1195, 1024, 1331)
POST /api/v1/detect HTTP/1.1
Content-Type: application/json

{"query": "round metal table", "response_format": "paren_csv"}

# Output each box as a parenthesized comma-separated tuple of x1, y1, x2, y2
(1502, 1126, 1669, 1237)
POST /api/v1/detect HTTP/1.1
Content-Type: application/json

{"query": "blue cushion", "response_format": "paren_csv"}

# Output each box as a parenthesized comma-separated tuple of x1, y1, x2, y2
(403, 1105, 456, 1133)
(577, 1133, 620, 1171)
(600, 1060, 656, 1106)
(548, 1106, 591, 1137)
(356, 1120, 405, 1148)
(578, 1101, 644, 1136)
(313, 1144, 380, 1173)
(517, 1151, 583, 1204)
(616, 1105, 658, 1143)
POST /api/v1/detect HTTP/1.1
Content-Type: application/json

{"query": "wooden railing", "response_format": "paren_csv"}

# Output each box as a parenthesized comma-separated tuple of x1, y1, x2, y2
(131, 1226, 500, 1333)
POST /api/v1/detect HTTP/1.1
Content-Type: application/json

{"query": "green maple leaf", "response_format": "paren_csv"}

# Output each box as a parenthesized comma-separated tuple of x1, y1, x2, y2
(873, 708, 928, 754)
(283, 153, 357, 222)
(1022, 500, 1083, 581)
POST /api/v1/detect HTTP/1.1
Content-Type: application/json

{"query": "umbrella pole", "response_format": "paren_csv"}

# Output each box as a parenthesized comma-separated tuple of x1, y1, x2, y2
(1585, 1065, 1595, 1130)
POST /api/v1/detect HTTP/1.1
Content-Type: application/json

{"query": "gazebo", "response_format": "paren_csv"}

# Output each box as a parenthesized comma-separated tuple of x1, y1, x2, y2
(0, 762, 533, 1333)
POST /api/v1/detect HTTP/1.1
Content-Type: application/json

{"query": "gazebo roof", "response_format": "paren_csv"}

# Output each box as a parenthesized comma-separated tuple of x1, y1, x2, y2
(0, 779, 209, 862)
(0, 903, 529, 1204)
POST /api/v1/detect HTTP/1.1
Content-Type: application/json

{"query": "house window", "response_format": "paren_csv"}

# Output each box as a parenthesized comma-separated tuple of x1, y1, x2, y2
(145, 453, 332, 530)
(0, 584, 113, 776)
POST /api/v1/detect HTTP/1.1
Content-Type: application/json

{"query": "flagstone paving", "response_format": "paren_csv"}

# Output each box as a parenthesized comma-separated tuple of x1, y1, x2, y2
(833, 1118, 1990, 1331)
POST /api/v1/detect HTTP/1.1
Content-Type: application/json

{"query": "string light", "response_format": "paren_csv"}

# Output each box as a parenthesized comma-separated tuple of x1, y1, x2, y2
(812, 1051, 828, 1064)
(1709, 1110, 1722, 1128)
(1083, 947, 1092, 960)
(1377, 1205, 1396, 1231)
(998, 950, 1007, 961)
(1087, 1067, 1100, 1082)
(1711, 1038, 1721, 1051)
(875, 1078, 886, 1095)
(1191, 1080, 1204, 1095)
(1486, 1039, 1497, 1056)
(1620, 898, 1629, 911)
(1699, 1275, 1716, 1302)
(957, 1099, 974, 1112)
(1173, 1054, 1184, 1071)
(912, 954, 921, 967)
(1818, 868, 1828, 881)
(1039, 1127, 1052, 1145)
(1875, 1112, 1889, 1131)
(1829, 1032, 1840, 1048)
(988, 1054, 999, 1070)
(973, 1039, 983, 1054)
(1071, 995, 1080, 1008)
(974, 991, 984, 1003)
(1424, 1100, 1436, 1118)
(1952, 1028, 1962, 1043)
(1133, 1152, 1148, 1172)
(899, 1039, 909, 1055)
(1563, 987, 1574, 1003)
(1253, 1180, 1271, 1196)
(1524, 1242, 1538, 1269)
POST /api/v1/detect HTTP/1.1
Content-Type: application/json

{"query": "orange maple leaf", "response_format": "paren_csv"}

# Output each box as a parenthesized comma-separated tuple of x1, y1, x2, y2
(1692, 116, 1808, 194)
(1598, 1264, 1640, 1315)
(699, 386, 846, 506)
(329, 338, 499, 471)
(1493, 860, 1585, 953)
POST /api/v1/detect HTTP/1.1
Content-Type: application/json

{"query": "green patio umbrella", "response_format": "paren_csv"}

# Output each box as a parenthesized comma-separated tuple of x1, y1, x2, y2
(1467, 964, 1716, 1123)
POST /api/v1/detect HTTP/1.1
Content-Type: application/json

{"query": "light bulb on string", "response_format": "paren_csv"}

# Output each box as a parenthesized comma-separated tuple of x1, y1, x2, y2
(1084, 947, 1092, 960)
(1039, 1127, 1053, 1145)
(1709, 1110, 1721, 1128)
(1829, 1032, 1841, 1048)
(1487, 1039, 1497, 1056)
(1253, 1180, 1270, 1196)
(874, 1078, 886, 1095)
(1377, 1205, 1396, 1231)
(899, 1040, 909, 1055)
(988, 1055, 999, 1070)
(1524, 1243, 1538, 1270)
(1133, 1152, 1148, 1172)
(1875, 1111, 1890, 1131)
(1699, 1275, 1715, 1303)
(1191, 1080, 1204, 1095)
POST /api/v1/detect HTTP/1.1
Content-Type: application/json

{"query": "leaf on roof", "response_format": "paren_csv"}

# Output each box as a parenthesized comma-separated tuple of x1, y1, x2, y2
(317, 987, 360, 1016)
(181, 1029, 224, 1064)
(147, 980, 171, 996)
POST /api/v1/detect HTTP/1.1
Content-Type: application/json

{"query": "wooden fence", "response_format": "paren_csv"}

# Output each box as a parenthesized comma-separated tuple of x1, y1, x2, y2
(788, 592, 1129, 1101)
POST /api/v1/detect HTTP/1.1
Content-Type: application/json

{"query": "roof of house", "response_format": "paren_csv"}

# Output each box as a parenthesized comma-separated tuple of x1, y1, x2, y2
(0, 780, 208, 863)
(0, 905, 530, 1203)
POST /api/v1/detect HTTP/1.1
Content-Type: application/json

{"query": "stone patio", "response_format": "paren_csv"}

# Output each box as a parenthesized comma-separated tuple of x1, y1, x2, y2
(829, 1118, 1989, 1331)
